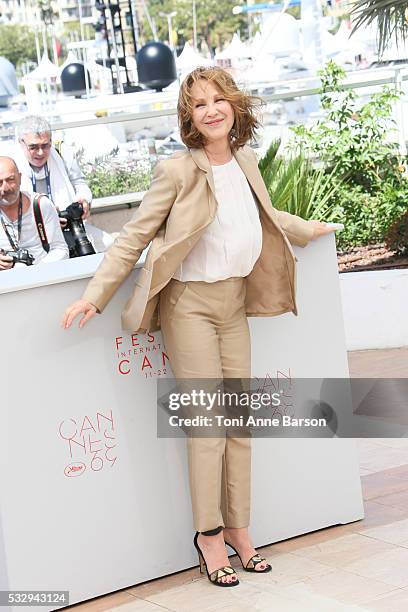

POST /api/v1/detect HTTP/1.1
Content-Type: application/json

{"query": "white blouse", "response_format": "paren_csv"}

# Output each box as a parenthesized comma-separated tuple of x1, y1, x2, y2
(173, 157, 263, 282)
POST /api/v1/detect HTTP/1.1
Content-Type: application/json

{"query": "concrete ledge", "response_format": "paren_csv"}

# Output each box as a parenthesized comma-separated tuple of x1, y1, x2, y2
(92, 191, 146, 212)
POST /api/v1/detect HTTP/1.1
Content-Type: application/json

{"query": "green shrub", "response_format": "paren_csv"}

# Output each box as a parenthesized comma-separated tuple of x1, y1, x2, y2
(290, 60, 403, 191)
(78, 148, 152, 198)
(284, 60, 408, 249)
(330, 183, 405, 249)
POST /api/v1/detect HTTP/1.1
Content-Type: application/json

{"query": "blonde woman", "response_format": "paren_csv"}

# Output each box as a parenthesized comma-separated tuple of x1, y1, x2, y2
(63, 67, 334, 588)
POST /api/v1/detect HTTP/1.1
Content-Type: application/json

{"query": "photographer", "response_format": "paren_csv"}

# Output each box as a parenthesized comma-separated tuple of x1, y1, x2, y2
(0, 156, 68, 269)
(6, 115, 113, 254)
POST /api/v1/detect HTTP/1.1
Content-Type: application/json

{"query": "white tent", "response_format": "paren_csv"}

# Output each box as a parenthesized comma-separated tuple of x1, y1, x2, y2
(58, 51, 78, 75)
(241, 53, 280, 84)
(23, 53, 60, 82)
(256, 13, 300, 57)
(22, 53, 59, 113)
(248, 31, 262, 57)
(215, 34, 252, 61)
(331, 22, 370, 58)
(176, 42, 213, 72)
(321, 30, 342, 57)
(346, 20, 377, 46)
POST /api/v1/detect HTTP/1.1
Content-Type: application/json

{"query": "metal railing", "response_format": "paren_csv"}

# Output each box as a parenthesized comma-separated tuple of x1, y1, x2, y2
(2, 65, 407, 134)
(2, 64, 408, 215)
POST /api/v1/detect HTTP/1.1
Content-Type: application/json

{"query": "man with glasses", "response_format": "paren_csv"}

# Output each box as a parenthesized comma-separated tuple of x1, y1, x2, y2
(6, 115, 113, 253)
(16, 116, 92, 219)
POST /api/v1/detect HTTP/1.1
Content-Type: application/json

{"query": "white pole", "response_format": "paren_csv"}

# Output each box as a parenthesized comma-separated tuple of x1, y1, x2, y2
(77, 0, 91, 97)
(394, 68, 406, 155)
(106, 7, 124, 94)
(41, 21, 52, 107)
(301, 0, 325, 69)
(21, 0, 27, 24)
(129, 0, 141, 50)
(83, 46, 91, 98)
(41, 25, 48, 57)
(193, 0, 197, 51)
(78, 0, 85, 43)
(34, 8, 46, 101)
(167, 14, 172, 49)
(141, 0, 158, 40)
(34, 27, 41, 64)
(51, 24, 59, 66)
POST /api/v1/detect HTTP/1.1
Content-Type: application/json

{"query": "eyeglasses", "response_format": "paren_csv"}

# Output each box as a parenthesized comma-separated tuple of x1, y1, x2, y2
(22, 141, 52, 153)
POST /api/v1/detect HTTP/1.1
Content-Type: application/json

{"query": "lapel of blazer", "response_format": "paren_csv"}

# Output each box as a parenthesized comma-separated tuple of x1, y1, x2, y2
(189, 146, 275, 224)
(233, 146, 276, 223)
(189, 148, 217, 218)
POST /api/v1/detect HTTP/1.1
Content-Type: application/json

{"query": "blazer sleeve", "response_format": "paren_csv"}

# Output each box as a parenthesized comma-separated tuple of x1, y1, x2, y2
(249, 147, 314, 247)
(274, 210, 314, 248)
(82, 160, 176, 313)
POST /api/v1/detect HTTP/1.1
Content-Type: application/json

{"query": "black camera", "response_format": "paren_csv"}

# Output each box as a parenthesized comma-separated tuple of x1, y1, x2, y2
(0, 248, 34, 266)
(59, 202, 96, 258)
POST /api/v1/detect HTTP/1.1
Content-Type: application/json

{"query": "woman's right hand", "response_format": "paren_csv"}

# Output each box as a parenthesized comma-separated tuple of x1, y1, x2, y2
(62, 300, 97, 329)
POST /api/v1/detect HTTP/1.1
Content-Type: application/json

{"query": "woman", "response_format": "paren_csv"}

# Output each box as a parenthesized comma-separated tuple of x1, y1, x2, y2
(63, 66, 334, 588)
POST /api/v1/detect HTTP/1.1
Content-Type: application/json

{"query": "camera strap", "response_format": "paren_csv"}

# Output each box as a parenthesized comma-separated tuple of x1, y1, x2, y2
(31, 163, 52, 200)
(33, 194, 50, 253)
(0, 193, 23, 251)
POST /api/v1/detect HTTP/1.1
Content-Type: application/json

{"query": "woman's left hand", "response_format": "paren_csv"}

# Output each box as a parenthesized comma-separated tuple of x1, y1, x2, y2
(308, 220, 338, 241)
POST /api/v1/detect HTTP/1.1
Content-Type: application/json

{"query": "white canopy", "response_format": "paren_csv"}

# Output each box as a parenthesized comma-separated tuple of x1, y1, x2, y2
(321, 30, 342, 57)
(255, 13, 300, 57)
(247, 31, 262, 57)
(215, 33, 252, 60)
(23, 53, 60, 82)
(241, 53, 280, 84)
(330, 22, 370, 57)
(176, 42, 213, 71)
(58, 51, 78, 75)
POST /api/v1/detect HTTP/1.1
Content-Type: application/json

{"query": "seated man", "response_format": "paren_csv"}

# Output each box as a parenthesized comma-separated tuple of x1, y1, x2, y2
(0, 156, 68, 270)
(9, 115, 113, 254)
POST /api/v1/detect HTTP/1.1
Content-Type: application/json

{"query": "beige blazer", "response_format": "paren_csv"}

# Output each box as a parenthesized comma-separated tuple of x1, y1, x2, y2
(82, 145, 314, 332)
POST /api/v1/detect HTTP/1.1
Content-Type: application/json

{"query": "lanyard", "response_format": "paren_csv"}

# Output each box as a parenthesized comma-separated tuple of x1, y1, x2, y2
(31, 163, 52, 199)
(0, 193, 23, 251)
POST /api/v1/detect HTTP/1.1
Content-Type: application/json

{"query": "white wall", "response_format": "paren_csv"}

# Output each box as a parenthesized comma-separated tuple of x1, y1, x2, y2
(340, 268, 408, 351)
(0, 235, 363, 611)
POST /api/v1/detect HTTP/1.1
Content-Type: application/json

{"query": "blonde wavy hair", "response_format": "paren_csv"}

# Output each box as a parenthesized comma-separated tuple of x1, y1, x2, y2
(177, 66, 263, 150)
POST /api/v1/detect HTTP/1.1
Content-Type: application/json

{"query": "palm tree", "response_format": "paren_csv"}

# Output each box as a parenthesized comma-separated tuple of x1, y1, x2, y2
(351, 0, 408, 56)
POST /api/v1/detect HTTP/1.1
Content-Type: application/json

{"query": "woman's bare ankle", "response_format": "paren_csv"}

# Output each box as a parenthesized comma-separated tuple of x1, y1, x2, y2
(197, 532, 234, 581)
(223, 527, 248, 542)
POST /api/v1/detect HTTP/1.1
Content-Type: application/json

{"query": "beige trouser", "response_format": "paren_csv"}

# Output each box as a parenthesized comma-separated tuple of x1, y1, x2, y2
(159, 276, 251, 533)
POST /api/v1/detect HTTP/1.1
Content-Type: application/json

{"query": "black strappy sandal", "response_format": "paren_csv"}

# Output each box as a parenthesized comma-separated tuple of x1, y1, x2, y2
(224, 539, 272, 573)
(193, 532, 240, 587)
